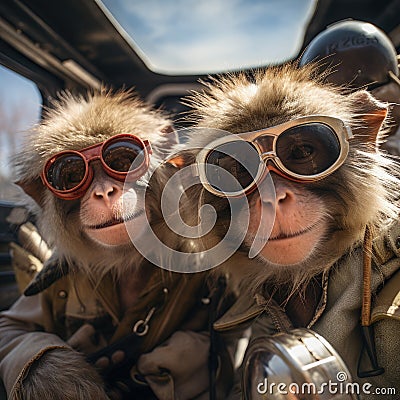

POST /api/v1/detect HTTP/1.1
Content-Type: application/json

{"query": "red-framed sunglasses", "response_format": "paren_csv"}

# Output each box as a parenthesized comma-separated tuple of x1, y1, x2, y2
(41, 134, 152, 200)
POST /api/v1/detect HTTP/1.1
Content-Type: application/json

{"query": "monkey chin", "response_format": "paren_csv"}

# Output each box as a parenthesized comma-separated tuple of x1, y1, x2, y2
(253, 222, 325, 266)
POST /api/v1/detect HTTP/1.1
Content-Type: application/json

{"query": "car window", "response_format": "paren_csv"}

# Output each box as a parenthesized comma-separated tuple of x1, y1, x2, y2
(0, 66, 42, 202)
(99, 0, 317, 75)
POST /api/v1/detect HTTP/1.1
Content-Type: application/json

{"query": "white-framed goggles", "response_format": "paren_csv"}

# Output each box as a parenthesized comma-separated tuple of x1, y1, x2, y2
(195, 116, 353, 198)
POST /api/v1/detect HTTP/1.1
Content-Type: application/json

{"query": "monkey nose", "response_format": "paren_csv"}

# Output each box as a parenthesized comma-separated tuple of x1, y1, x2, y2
(93, 184, 121, 200)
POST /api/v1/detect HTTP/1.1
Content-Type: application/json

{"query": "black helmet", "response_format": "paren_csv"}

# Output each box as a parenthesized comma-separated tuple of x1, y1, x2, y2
(299, 20, 399, 88)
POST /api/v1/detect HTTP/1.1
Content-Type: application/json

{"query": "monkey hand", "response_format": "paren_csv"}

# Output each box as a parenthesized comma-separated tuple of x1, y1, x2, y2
(16, 348, 110, 400)
(137, 330, 210, 400)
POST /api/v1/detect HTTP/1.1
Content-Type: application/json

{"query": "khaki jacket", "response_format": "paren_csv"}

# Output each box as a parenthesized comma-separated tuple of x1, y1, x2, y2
(0, 264, 216, 400)
(216, 220, 400, 400)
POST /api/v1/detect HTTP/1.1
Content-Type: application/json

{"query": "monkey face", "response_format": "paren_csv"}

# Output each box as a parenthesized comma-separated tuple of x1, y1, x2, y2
(46, 151, 155, 255)
(193, 115, 353, 267)
(15, 89, 177, 274)
(178, 64, 399, 285)
(41, 132, 153, 247)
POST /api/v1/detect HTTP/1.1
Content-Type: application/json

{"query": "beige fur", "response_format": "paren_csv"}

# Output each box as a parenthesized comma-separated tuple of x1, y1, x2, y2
(12, 88, 184, 399)
(14, 88, 177, 279)
(179, 63, 400, 295)
(15, 349, 108, 400)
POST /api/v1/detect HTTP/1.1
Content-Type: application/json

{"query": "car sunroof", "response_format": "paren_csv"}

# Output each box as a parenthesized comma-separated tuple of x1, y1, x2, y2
(98, 0, 317, 75)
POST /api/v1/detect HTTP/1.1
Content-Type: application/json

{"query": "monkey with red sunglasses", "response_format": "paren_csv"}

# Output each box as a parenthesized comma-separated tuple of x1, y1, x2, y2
(0, 89, 228, 400)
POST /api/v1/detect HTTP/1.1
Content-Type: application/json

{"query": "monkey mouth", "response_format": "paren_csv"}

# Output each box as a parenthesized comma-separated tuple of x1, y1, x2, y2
(268, 221, 321, 241)
(86, 210, 145, 230)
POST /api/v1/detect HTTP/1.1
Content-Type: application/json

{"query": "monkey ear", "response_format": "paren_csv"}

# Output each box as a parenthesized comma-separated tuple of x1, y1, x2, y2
(349, 90, 388, 143)
(16, 178, 46, 207)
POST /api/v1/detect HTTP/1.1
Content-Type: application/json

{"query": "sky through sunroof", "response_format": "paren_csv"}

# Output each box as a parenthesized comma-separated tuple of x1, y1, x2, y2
(99, 0, 317, 75)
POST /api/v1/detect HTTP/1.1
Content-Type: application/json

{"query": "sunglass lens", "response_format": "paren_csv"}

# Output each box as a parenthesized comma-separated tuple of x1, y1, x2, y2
(276, 123, 341, 176)
(47, 155, 86, 190)
(205, 140, 260, 194)
(102, 140, 145, 172)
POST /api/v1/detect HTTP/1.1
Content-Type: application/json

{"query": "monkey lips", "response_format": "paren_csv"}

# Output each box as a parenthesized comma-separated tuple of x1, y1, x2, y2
(80, 186, 148, 247)
(255, 219, 326, 265)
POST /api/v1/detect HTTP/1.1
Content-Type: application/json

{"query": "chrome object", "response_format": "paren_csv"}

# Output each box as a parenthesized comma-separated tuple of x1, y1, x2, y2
(243, 328, 358, 399)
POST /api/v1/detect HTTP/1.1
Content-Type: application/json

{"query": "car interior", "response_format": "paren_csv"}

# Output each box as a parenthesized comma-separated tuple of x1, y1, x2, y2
(0, 0, 399, 320)
(0, 1, 399, 398)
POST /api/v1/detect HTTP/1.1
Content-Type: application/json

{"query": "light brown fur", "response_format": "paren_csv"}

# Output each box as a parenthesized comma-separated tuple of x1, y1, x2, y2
(178, 63, 400, 296)
(12, 88, 182, 399)
(14, 88, 176, 279)
(17, 350, 109, 400)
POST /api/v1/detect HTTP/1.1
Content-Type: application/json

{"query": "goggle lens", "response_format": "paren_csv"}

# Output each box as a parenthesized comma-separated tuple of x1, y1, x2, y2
(46, 154, 86, 191)
(102, 140, 145, 172)
(42, 134, 151, 199)
(205, 140, 261, 194)
(276, 123, 341, 176)
(202, 120, 346, 196)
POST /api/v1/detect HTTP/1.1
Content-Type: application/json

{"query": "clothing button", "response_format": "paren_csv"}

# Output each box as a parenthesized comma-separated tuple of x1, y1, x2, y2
(94, 356, 109, 369)
(58, 290, 67, 299)
(111, 350, 125, 364)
